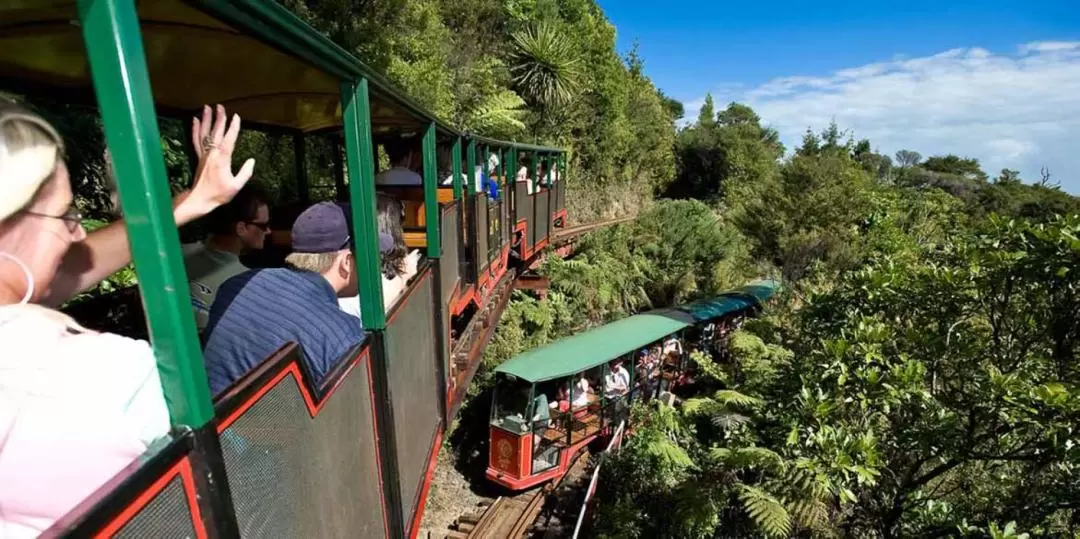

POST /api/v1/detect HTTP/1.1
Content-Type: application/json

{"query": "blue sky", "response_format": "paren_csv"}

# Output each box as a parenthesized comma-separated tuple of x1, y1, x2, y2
(598, 0, 1080, 191)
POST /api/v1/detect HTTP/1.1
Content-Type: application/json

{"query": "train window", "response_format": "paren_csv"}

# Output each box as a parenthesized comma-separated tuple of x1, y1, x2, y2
(491, 374, 533, 435)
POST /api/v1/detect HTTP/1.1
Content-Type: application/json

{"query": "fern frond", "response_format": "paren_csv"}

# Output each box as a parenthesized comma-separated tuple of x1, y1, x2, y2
(708, 446, 784, 471)
(711, 411, 751, 430)
(713, 389, 763, 408)
(738, 484, 792, 538)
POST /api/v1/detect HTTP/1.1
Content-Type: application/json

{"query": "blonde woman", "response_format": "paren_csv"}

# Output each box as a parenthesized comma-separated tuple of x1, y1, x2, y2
(0, 102, 253, 537)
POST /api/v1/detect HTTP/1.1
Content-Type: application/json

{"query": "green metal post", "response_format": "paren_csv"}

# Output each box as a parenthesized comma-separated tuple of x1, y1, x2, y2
(78, 0, 212, 428)
(341, 79, 386, 330)
(466, 139, 477, 194)
(422, 122, 440, 258)
(451, 136, 463, 200)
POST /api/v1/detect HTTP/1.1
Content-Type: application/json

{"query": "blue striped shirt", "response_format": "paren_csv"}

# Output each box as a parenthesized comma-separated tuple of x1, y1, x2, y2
(203, 268, 367, 395)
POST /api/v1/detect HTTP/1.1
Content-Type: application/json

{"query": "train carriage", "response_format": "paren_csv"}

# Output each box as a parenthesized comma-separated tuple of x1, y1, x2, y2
(486, 280, 779, 491)
(0, 1, 565, 538)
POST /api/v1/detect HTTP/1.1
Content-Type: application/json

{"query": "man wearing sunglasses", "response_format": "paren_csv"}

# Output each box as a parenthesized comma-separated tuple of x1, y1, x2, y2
(184, 182, 270, 332)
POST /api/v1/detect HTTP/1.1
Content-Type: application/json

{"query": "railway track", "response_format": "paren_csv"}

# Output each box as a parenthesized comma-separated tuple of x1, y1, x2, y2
(445, 452, 592, 539)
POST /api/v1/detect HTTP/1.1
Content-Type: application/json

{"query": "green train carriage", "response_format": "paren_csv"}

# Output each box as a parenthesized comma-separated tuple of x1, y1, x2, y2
(0, 0, 565, 537)
(487, 280, 779, 491)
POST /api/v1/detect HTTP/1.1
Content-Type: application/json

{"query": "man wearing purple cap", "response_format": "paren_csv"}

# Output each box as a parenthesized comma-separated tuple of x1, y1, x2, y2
(202, 202, 367, 395)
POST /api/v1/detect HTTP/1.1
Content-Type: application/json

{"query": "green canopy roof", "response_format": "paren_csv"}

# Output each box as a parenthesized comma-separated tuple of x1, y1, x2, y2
(495, 313, 689, 383)
(675, 279, 780, 323)
(495, 279, 780, 384)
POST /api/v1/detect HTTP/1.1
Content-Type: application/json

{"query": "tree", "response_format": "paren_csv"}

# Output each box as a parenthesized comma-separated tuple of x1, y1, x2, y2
(658, 90, 684, 121)
(895, 149, 922, 168)
(921, 154, 988, 182)
(668, 102, 783, 201)
(697, 93, 716, 128)
(996, 168, 1022, 185)
(509, 23, 582, 110)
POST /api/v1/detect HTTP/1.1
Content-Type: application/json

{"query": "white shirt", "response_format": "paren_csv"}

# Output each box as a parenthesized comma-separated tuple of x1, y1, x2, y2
(604, 366, 629, 398)
(663, 337, 683, 357)
(375, 166, 422, 186)
(0, 305, 170, 538)
(573, 378, 591, 407)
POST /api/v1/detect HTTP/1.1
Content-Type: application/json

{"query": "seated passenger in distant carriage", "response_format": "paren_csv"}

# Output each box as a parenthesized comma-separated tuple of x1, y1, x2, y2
(203, 201, 368, 395)
(573, 371, 594, 408)
(662, 334, 683, 361)
(437, 146, 467, 187)
(515, 165, 536, 195)
(0, 102, 251, 537)
(603, 359, 630, 399)
(374, 137, 422, 187)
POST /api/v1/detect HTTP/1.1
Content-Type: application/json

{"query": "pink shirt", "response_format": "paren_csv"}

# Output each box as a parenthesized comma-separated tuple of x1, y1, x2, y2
(0, 305, 170, 538)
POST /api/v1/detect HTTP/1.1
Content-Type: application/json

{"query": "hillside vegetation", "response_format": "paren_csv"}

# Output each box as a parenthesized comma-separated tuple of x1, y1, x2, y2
(576, 100, 1080, 538)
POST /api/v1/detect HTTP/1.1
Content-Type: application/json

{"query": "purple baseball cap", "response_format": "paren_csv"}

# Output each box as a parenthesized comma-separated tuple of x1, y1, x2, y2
(292, 201, 395, 254)
(292, 202, 350, 253)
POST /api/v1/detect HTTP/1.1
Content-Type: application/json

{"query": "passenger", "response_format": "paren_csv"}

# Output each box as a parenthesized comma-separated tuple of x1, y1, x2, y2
(663, 334, 683, 360)
(635, 349, 654, 400)
(515, 165, 535, 195)
(374, 137, 422, 186)
(203, 201, 367, 395)
(549, 385, 571, 413)
(0, 102, 252, 537)
(337, 232, 397, 321)
(184, 182, 270, 332)
(603, 359, 630, 399)
(475, 153, 500, 200)
(437, 146, 467, 187)
(375, 193, 422, 309)
(572, 373, 592, 408)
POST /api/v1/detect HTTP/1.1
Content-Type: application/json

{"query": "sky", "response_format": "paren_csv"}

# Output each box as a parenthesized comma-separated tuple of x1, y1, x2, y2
(597, 0, 1080, 192)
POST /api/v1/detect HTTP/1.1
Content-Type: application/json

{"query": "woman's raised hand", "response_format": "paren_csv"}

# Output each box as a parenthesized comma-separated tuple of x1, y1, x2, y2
(180, 105, 255, 221)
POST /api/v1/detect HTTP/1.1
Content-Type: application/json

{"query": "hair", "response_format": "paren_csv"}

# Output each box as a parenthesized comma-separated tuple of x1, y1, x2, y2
(284, 251, 338, 274)
(375, 192, 407, 278)
(383, 137, 416, 166)
(203, 182, 269, 235)
(0, 101, 64, 223)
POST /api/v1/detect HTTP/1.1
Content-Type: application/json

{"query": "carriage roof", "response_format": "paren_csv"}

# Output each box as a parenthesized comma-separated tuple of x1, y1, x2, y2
(494, 279, 779, 383)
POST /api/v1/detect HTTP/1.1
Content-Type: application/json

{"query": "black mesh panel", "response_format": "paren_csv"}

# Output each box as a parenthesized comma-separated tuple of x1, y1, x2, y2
(220, 360, 385, 538)
(114, 475, 197, 539)
(441, 206, 459, 308)
(475, 199, 488, 271)
(535, 190, 550, 246)
(385, 275, 440, 522)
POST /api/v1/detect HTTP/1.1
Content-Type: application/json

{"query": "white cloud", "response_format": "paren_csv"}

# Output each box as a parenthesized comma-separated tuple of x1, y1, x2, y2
(685, 41, 1080, 191)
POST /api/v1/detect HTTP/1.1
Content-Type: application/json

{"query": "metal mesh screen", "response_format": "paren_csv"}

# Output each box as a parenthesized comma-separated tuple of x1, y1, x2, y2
(220, 360, 385, 538)
(475, 199, 489, 271)
(441, 206, 459, 308)
(535, 190, 550, 246)
(114, 474, 197, 539)
(384, 275, 440, 520)
(555, 181, 565, 218)
(515, 182, 531, 254)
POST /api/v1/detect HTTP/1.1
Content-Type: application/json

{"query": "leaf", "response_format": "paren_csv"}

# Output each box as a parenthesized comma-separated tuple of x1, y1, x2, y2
(738, 485, 793, 538)
(712, 389, 763, 408)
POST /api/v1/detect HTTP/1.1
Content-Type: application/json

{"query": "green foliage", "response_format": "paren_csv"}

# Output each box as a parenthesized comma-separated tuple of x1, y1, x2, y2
(509, 23, 581, 110)
(737, 485, 793, 538)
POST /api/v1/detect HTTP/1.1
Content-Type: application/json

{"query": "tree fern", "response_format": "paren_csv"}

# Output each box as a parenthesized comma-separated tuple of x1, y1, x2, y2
(709, 446, 785, 472)
(738, 485, 793, 538)
(467, 89, 527, 134)
(713, 389, 763, 408)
